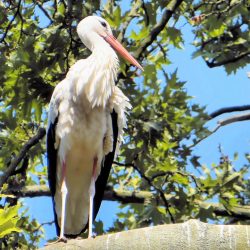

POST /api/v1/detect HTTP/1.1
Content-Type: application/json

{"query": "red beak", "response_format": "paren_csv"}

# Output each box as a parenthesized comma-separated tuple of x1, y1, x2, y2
(103, 34, 143, 71)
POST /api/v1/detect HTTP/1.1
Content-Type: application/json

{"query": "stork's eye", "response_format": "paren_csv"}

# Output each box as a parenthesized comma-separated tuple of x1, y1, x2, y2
(100, 21, 107, 28)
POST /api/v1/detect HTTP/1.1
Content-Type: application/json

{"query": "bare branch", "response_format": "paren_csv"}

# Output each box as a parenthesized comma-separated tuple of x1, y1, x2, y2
(189, 105, 250, 149)
(188, 125, 221, 149)
(6, 185, 250, 220)
(41, 220, 250, 250)
(6, 184, 51, 197)
(209, 105, 250, 119)
(218, 112, 250, 126)
(43, 219, 250, 250)
(188, 111, 250, 149)
(0, 128, 46, 189)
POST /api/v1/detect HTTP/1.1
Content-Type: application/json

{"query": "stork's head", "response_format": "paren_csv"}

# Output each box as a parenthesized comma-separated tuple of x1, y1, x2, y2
(77, 16, 143, 71)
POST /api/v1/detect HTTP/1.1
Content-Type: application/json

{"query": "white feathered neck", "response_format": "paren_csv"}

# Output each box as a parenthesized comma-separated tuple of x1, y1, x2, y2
(75, 41, 119, 108)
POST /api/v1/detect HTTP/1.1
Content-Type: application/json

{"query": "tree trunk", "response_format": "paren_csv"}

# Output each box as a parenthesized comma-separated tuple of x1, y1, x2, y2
(41, 219, 250, 250)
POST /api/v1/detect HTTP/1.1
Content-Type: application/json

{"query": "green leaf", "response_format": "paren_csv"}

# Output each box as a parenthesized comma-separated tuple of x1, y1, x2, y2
(209, 24, 227, 37)
(130, 27, 150, 41)
(171, 173, 189, 185)
(57, 3, 65, 16)
(0, 204, 22, 238)
(166, 27, 183, 49)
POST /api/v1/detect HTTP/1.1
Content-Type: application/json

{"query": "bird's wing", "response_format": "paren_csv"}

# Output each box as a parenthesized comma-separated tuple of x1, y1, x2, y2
(93, 86, 131, 222)
(47, 80, 66, 194)
(46, 81, 66, 236)
(47, 115, 60, 235)
(93, 110, 118, 221)
(47, 116, 58, 197)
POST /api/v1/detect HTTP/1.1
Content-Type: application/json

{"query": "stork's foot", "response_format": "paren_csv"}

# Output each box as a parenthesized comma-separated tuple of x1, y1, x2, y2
(45, 236, 67, 245)
(88, 233, 96, 239)
(57, 236, 68, 243)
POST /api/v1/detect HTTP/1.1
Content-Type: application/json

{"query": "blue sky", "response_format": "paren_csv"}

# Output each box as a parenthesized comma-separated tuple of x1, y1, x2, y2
(24, 2, 250, 246)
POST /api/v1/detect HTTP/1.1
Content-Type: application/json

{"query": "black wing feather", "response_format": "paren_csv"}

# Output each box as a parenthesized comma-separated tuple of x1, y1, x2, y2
(46, 116, 60, 236)
(93, 109, 118, 218)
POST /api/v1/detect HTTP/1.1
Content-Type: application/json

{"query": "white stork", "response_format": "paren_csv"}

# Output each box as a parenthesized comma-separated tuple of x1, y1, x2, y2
(46, 15, 143, 242)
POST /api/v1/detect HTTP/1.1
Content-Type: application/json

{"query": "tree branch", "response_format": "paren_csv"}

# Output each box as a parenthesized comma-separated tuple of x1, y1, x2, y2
(205, 51, 250, 68)
(41, 219, 250, 249)
(209, 105, 250, 119)
(32, 220, 54, 234)
(0, 128, 46, 189)
(10, 155, 29, 177)
(134, 0, 184, 59)
(188, 111, 250, 149)
(6, 185, 250, 220)
(189, 106, 250, 149)
(114, 161, 175, 223)
(117, 0, 143, 42)
(0, 0, 22, 44)
(36, 2, 53, 25)
(142, 0, 150, 26)
(6, 184, 51, 197)
(41, 220, 250, 249)
(218, 112, 250, 126)
(188, 125, 221, 149)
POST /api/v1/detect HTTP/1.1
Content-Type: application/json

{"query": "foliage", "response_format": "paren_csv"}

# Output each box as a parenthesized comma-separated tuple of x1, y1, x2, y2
(0, 193, 43, 249)
(188, 0, 250, 74)
(0, 198, 21, 239)
(0, 0, 249, 247)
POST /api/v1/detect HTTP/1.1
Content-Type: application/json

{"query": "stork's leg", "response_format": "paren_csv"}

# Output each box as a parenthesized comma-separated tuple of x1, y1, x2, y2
(46, 161, 67, 245)
(88, 156, 98, 238)
(59, 161, 68, 242)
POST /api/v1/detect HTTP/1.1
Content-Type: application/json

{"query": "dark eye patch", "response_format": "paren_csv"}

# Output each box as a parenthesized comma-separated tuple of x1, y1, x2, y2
(100, 21, 107, 28)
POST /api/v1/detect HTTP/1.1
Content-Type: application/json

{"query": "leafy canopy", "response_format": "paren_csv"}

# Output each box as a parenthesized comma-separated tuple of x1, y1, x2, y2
(0, 0, 249, 247)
